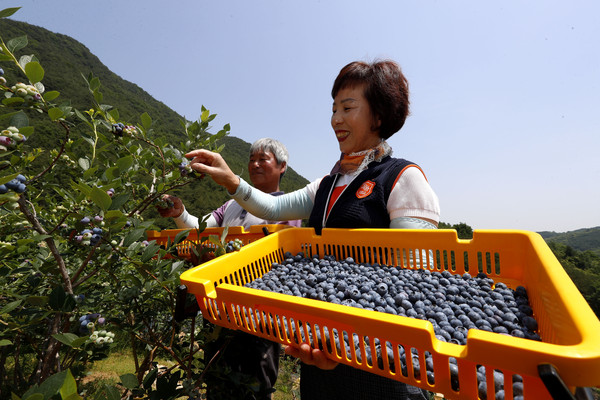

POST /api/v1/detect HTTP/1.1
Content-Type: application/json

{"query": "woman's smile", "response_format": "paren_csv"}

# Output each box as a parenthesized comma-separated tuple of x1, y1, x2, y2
(331, 84, 381, 154)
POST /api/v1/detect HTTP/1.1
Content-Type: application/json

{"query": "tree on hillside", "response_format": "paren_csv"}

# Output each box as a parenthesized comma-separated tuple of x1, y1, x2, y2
(438, 221, 473, 239)
(547, 241, 600, 318)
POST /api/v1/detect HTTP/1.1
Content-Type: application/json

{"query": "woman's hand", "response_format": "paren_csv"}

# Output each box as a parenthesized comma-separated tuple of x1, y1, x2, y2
(284, 343, 339, 370)
(185, 149, 240, 194)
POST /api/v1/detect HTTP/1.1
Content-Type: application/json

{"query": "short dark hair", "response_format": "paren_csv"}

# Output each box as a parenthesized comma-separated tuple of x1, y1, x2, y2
(331, 60, 410, 139)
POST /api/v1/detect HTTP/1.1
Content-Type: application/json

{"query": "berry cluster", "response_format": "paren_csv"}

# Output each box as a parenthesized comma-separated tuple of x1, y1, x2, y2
(0, 67, 5, 86)
(178, 160, 195, 177)
(74, 216, 104, 246)
(78, 313, 105, 334)
(9, 82, 42, 104)
(0, 126, 27, 153)
(156, 197, 174, 209)
(225, 239, 243, 253)
(89, 329, 115, 348)
(0, 174, 26, 194)
(111, 122, 137, 137)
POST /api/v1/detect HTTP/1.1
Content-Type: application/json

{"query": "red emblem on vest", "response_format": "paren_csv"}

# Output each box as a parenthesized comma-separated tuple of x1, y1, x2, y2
(356, 180, 375, 199)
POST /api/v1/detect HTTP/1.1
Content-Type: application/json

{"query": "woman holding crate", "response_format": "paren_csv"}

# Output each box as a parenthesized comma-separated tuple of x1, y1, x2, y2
(187, 60, 440, 399)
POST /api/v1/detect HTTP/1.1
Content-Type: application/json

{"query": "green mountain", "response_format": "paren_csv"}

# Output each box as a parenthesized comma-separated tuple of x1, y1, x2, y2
(0, 18, 309, 228)
(538, 226, 600, 256)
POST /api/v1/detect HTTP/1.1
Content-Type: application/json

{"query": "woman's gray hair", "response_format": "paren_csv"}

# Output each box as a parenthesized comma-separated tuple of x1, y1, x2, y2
(250, 138, 289, 165)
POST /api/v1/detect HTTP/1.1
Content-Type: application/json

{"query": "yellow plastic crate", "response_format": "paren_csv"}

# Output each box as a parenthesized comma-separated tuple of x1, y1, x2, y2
(146, 224, 294, 260)
(179, 228, 600, 399)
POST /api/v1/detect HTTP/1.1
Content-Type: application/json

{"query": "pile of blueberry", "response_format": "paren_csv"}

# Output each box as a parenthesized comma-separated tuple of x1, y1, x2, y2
(243, 252, 538, 398)
(0, 174, 27, 194)
(247, 252, 539, 345)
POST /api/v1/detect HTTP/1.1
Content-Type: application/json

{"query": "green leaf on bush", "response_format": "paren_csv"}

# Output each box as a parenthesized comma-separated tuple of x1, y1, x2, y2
(105, 166, 119, 180)
(71, 181, 92, 197)
(83, 166, 99, 180)
(117, 155, 133, 172)
(91, 186, 112, 211)
(93, 89, 103, 104)
(1, 299, 21, 314)
(49, 286, 75, 311)
(140, 112, 152, 130)
(48, 107, 63, 121)
(52, 333, 79, 347)
(2, 97, 25, 106)
(25, 61, 44, 83)
(89, 77, 100, 91)
(31, 232, 52, 241)
(22, 393, 43, 400)
(120, 373, 139, 390)
(0, 7, 21, 18)
(59, 370, 80, 399)
(43, 90, 60, 102)
(78, 158, 90, 171)
(174, 229, 192, 244)
(142, 367, 157, 389)
(26, 296, 49, 306)
(18, 126, 34, 137)
(105, 209, 124, 220)
(95, 384, 121, 400)
(8, 111, 28, 128)
(0, 339, 12, 346)
(108, 108, 120, 122)
(0, 111, 20, 121)
(124, 228, 146, 247)
(74, 108, 89, 124)
(141, 242, 161, 262)
(108, 193, 130, 210)
(0, 173, 18, 185)
(7, 35, 28, 53)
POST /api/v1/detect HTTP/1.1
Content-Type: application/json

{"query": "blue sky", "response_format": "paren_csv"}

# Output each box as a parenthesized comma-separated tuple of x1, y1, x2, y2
(7, 0, 600, 232)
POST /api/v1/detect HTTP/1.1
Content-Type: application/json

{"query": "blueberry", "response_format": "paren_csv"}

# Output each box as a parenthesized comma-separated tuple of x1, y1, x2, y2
(522, 316, 538, 332)
(0, 184, 7, 194)
(5, 179, 19, 190)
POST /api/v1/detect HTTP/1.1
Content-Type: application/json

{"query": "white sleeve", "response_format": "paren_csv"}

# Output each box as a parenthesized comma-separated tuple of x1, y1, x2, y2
(388, 166, 440, 223)
(390, 216, 437, 229)
(230, 177, 315, 220)
(173, 209, 218, 228)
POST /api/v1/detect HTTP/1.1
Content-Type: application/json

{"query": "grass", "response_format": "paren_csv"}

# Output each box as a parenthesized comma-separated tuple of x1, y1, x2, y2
(82, 349, 300, 399)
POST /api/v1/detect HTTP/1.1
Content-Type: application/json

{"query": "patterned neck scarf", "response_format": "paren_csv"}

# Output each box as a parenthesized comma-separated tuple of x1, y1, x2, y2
(329, 141, 393, 176)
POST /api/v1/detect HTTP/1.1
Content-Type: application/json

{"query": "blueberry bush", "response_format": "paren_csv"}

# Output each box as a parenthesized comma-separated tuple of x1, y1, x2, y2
(0, 6, 232, 399)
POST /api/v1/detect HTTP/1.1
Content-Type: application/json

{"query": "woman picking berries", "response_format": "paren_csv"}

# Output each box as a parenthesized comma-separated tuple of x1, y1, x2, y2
(187, 60, 440, 399)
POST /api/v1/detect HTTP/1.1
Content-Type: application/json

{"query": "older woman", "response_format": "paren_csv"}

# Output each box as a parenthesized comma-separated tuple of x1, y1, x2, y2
(187, 60, 440, 399)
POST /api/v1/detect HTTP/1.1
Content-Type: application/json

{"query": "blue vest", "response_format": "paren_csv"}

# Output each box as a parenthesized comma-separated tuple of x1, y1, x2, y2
(308, 157, 416, 234)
